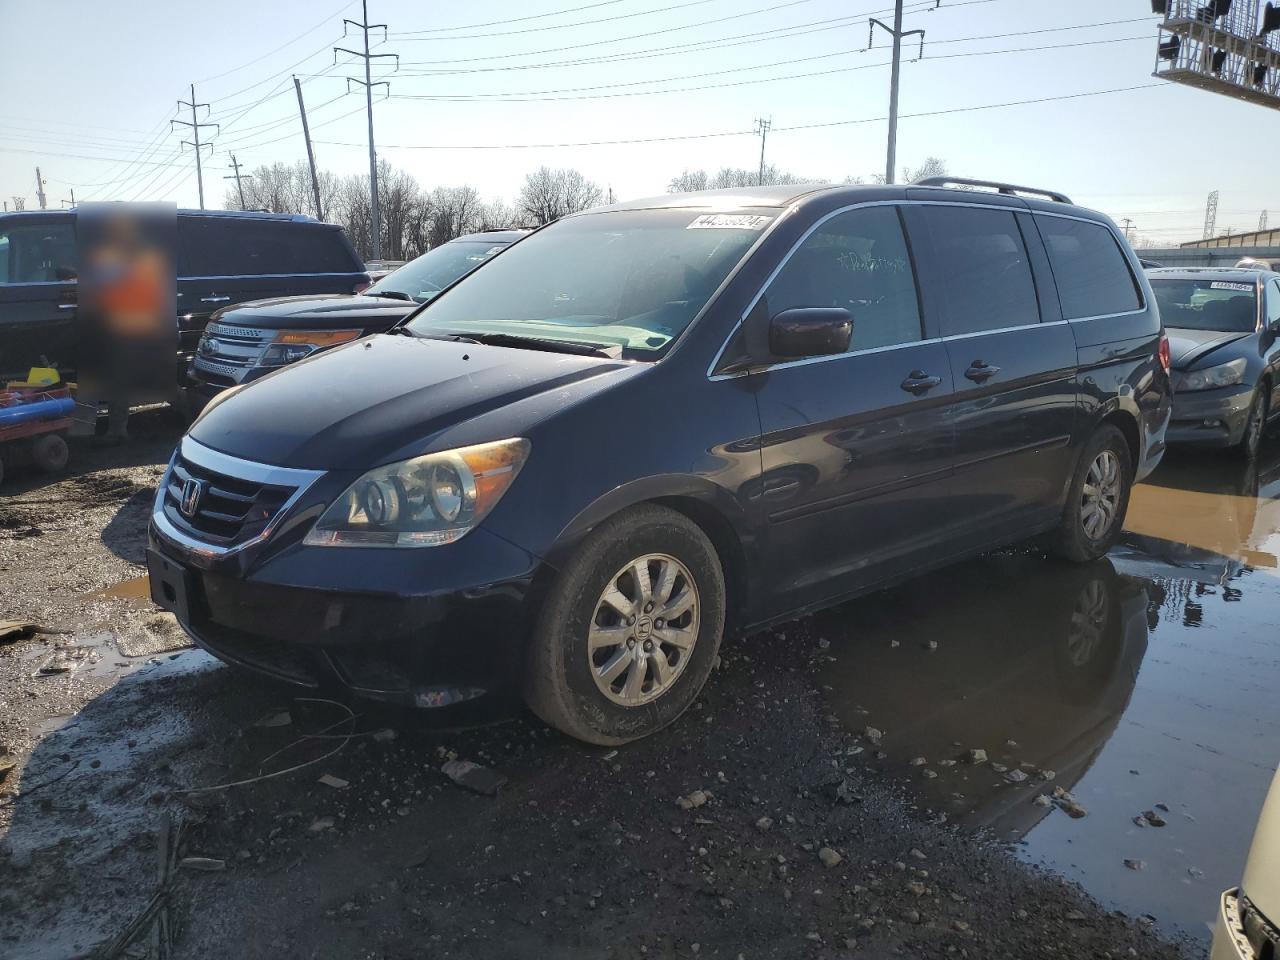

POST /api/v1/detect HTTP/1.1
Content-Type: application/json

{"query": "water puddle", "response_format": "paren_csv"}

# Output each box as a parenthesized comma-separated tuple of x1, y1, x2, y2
(817, 448, 1280, 942)
(85, 574, 152, 603)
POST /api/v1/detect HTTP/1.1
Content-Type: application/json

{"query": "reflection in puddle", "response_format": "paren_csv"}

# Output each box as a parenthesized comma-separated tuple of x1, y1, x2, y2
(816, 447, 1280, 942)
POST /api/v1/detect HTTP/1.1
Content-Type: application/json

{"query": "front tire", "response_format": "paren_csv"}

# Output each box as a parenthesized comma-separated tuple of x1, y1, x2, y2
(32, 434, 69, 473)
(1235, 386, 1268, 460)
(1049, 424, 1133, 563)
(524, 505, 726, 745)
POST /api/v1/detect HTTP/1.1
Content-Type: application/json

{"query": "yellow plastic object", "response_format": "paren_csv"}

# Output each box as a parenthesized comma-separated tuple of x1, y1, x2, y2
(7, 367, 61, 389)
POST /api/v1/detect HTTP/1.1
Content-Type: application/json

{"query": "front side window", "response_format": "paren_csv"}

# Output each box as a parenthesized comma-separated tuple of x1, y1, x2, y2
(1269, 280, 1280, 326)
(406, 209, 775, 358)
(1036, 216, 1140, 319)
(1149, 278, 1258, 333)
(371, 240, 509, 303)
(763, 206, 921, 351)
(0, 222, 76, 284)
(920, 206, 1039, 336)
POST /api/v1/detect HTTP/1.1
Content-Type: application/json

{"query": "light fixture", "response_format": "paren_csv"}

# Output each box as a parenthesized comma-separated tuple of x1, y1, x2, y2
(1159, 35, 1182, 59)
(1151, 0, 1167, 13)
(1254, 63, 1269, 84)
(1212, 48, 1229, 72)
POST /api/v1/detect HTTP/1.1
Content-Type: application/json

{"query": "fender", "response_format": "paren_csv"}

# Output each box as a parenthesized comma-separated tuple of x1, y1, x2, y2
(545, 472, 758, 570)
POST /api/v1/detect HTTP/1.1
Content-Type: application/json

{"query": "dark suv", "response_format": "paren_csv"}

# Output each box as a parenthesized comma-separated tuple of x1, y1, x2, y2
(185, 230, 523, 409)
(0, 209, 366, 386)
(148, 179, 1171, 745)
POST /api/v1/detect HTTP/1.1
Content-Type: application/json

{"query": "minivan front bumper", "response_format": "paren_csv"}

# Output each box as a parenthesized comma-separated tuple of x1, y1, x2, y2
(148, 443, 544, 705)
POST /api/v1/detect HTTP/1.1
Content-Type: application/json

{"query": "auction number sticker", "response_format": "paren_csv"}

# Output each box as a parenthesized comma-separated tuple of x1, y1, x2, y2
(687, 214, 773, 230)
(1210, 281, 1253, 291)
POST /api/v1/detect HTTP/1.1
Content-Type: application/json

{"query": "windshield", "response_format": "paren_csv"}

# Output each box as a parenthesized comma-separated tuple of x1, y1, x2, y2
(369, 240, 510, 302)
(405, 208, 776, 358)
(1151, 278, 1258, 333)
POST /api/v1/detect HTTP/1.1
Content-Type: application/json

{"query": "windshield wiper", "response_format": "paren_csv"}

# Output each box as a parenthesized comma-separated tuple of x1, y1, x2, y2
(458, 332, 620, 359)
(364, 290, 415, 301)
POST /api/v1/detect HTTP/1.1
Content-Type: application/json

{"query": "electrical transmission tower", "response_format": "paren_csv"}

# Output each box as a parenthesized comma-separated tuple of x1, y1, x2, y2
(224, 154, 252, 210)
(869, 0, 928, 185)
(754, 117, 772, 186)
(173, 84, 218, 209)
(1260, 210, 1270, 231)
(336, 1, 399, 259)
(1203, 190, 1220, 240)
(34, 167, 47, 209)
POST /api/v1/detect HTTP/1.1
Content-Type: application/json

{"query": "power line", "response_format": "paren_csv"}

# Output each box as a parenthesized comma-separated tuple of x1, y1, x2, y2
(385, 35, 1150, 104)
(317, 82, 1163, 151)
(392, 0, 718, 40)
(396, 0, 627, 33)
(196, 0, 356, 85)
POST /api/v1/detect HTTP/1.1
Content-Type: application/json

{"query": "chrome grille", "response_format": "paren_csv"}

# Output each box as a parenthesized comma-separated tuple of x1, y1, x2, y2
(163, 453, 296, 546)
(194, 321, 273, 374)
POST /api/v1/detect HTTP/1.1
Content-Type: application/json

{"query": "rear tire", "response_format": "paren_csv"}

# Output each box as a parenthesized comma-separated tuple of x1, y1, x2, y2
(1049, 424, 1132, 563)
(1235, 386, 1268, 460)
(31, 434, 69, 474)
(524, 505, 726, 745)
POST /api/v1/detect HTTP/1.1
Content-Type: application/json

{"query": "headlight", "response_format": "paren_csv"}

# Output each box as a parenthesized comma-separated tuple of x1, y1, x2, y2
(259, 329, 361, 367)
(1178, 358, 1247, 392)
(303, 438, 530, 548)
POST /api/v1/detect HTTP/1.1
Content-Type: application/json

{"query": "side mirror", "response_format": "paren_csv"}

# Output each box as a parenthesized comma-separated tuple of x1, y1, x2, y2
(768, 307, 853, 359)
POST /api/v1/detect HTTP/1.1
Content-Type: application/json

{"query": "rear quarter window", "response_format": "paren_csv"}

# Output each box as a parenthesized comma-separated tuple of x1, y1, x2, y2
(177, 218, 359, 277)
(1036, 216, 1141, 320)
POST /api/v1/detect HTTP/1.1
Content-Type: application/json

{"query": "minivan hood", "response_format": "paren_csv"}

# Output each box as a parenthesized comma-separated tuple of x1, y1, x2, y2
(189, 333, 630, 470)
(212, 293, 418, 331)
(1166, 328, 1251, 370)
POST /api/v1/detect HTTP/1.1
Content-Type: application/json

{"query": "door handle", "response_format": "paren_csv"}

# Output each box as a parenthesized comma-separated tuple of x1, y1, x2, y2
(57, 303, 77, 310)
(900, 370, 943, 395)
(964, 360, 1001, 383)
(200, 295, 230, 303)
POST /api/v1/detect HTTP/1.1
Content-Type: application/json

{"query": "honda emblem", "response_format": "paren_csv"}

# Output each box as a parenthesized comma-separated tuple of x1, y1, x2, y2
(179, 478, 204, 519)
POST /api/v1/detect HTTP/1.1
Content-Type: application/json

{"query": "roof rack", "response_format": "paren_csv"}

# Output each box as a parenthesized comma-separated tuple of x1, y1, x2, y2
(913, 177, 1072, 205)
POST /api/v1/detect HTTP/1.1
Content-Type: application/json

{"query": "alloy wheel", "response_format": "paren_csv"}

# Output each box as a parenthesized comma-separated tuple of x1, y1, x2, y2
(1066, 579, 1108, 667)
(1244, 392, 1267, 456)
(1080, 450, 1121, 540)
(588, 553, 700, 706)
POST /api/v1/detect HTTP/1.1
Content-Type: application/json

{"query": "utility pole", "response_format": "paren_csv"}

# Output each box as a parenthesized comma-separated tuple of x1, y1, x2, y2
(337, 1, 398, 259)
(294, 76, 326, 221)
(754, 117, 772, 186)
(173, 84, 218, 209)
(869, 1, 927, 185)
(1203, 189, 1219, 240)
(34, 167, 47, 209)
(223, 154, 252, 210)
(1120, 218, 1134, 243)
(60, 188, 76, 208)
(1260, 210, 1269, 232)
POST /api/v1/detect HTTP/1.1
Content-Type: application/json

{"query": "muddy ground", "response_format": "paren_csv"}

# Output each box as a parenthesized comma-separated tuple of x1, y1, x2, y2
(5, 411, 1264, 959)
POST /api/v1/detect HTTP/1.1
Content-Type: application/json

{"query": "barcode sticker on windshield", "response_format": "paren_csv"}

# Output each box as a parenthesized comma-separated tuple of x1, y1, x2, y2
(1210, 281, 1253, 291)
(687, 214, 772, 230)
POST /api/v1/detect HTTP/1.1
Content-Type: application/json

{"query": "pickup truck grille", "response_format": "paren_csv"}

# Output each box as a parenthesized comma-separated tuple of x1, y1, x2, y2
(163, 453, 296, 546)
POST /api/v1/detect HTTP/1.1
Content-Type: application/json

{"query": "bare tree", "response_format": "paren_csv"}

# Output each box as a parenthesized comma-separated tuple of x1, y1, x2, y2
(903, 157, 948, 183)
(668, 169, 710, 193)
(517, 167, 603, 225)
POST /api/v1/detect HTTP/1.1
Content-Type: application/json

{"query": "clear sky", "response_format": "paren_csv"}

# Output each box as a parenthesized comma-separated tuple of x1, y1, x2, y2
(2, 0, 1277, 247)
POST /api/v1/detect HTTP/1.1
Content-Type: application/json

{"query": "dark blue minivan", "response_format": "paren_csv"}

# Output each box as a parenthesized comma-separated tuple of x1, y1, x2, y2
(149, 179, 1171, 744)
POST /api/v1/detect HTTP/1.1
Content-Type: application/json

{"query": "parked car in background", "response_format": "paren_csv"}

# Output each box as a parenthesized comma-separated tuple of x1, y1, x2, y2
(184, 230, 524, 410)
(149, 179, 1170, 745)
(1212, 764, 1280, 960)
(1148, 267, 1280, 457)
(0, 209, 367, 390)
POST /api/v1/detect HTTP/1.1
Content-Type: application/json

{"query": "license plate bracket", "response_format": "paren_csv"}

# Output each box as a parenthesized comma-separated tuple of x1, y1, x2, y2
(147, 548, 194, 624)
